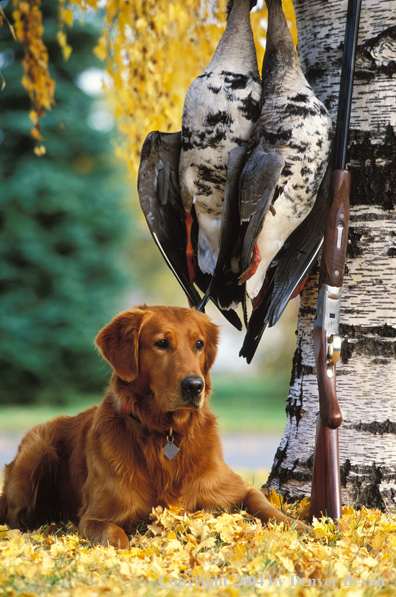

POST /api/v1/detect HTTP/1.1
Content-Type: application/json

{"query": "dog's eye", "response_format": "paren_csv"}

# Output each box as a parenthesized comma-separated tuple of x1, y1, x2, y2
(195, 340, 204, 351)
(155, 339, 169, 350)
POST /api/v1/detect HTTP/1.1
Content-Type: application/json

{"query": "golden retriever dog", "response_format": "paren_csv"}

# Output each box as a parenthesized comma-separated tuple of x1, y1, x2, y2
(0, 305, 307, 547)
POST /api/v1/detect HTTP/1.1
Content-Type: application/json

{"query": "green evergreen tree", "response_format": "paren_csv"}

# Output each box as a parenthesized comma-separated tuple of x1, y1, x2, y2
(0, 0, 134, 404)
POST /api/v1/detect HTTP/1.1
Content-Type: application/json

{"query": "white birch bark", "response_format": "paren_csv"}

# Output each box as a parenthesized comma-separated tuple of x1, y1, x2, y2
(268, 0, 396, 509)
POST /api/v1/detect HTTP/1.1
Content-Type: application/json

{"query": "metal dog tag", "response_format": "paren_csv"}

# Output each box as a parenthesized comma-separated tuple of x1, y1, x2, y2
(163, 434, 179, 460)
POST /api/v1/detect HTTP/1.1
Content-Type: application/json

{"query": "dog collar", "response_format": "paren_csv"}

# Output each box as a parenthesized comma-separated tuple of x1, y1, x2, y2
(121, 400, 142, 424)
(121, 399, 179, 459)
(129, 410, 142, 424)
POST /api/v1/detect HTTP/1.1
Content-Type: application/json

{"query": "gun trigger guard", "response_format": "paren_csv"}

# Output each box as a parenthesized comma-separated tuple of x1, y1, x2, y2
(328, 334, 342, 364)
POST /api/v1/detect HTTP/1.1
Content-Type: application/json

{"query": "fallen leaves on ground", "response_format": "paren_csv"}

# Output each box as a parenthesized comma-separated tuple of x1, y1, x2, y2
(1, 493, 396, 596)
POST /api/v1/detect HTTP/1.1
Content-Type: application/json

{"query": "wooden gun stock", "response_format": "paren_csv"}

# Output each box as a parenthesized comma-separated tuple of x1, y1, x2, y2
(310, 417, 342, 521)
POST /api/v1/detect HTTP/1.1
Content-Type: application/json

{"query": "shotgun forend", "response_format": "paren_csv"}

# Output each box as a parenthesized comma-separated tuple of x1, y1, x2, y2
(319, 170, 351, 289)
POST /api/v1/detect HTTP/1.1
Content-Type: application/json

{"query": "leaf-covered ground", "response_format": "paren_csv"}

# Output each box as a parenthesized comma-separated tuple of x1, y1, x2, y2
(1, 491, 396, 597)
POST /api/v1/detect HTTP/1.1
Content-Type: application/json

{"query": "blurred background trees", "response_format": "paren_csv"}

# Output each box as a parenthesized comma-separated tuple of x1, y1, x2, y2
(0, 0, 134, 404)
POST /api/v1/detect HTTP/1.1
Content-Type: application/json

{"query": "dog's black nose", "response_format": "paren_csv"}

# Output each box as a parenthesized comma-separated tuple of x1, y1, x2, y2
(181, 376, 204, 398)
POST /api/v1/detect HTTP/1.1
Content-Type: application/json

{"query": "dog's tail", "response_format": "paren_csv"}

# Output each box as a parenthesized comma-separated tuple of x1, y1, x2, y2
(0, 423, 61, 528)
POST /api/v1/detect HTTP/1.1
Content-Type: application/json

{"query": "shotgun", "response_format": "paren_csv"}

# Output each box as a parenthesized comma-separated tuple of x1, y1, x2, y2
(310, 0, 362, 521)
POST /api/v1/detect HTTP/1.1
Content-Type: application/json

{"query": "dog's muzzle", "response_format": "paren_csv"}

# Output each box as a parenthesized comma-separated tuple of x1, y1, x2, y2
(181, 376, 204, 408)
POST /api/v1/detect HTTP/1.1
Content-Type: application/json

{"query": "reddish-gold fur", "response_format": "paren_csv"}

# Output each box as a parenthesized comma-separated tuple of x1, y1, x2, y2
(0, 305, 307, 547)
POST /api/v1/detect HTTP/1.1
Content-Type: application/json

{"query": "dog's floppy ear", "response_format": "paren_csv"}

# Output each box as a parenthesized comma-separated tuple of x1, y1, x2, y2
(95, 308, 150, 382)
(202, 316, 220, 375)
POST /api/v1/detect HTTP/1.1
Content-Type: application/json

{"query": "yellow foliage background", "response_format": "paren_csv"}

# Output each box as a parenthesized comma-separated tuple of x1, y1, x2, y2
(9, 0, 297, 169)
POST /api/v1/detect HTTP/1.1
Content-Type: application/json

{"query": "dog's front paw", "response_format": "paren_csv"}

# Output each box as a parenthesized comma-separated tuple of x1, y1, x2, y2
(294, 519, 313, 535)
(80, 519, 130, 549)
(100, 523, 130, 549)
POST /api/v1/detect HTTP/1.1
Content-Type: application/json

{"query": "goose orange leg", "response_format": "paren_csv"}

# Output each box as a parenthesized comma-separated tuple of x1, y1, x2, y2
(291, 275, 309, 299)
(185, 211, 196, 284)
(239, 243, 261, 285)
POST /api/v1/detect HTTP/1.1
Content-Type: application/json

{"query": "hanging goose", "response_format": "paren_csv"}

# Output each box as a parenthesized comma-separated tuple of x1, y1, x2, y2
(240, 161, 332, 362)
(180, 0, 261, 284)
(138, 130, 243, 330)
(138, 0, 261, 325)
(237, 0, 333, 362)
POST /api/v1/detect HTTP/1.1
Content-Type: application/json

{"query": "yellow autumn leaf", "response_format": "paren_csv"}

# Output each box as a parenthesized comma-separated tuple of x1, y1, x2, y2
(277, 554, 295, 573)
(29, 109, 39, 124)
(5, 529, 22, 539)
(3, 502, 396, 595)
(50, 542, 69, 557)
(30, 127, 44, 141)
(188, 519, 209, 538)
(135, 17, 148, 32)
(61, 7, 74, 27)
(342, 505, 357, 517)
(362, 556, 379, 568)
(192, 536, 216, 554)
(2, 534, 25, 556)
(33, 145, 46, 156)
(333, 561, 349, 577)
(93, 37, 107, 61)
(219, 524, 236, 543)
(164, 539, 183, 554)
(147, 524, 162, 535)
(62, 43, 72, 61)
(56, 30, 67, 48)
(268, 487, 284, 508)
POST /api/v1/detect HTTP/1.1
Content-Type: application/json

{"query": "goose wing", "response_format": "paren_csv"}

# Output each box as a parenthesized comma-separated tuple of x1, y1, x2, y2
(138, 130, 243, 330)
(239, 144, 285, 275)
(138, 130, 201, 306)
(265, 161, 331, 326)
(239, 162, 331, 363)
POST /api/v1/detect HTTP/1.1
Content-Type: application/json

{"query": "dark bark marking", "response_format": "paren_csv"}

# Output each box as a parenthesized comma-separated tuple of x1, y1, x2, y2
(354, 25, 396, 82)
(348, 126, 396, 211)
(340, 323, 396, 364)
(303, 67, 326, 86)
(289, 338, 303, 387)
(266, 457, 312, 502)
(348, 463, 387, 511)
(340, 459, 352, 488)
(286, 394, 303, 426)
(352, 419, 396, 435)
(346, 227, 364, 258)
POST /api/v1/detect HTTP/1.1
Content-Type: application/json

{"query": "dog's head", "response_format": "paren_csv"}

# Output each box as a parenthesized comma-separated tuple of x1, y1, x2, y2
(96, 306, 219, 415)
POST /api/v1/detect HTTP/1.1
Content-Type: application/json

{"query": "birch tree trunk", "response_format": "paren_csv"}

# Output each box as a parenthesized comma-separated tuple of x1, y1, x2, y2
(267, 0, 396, 509)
